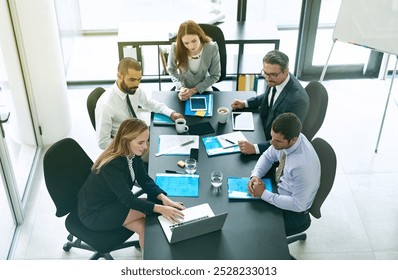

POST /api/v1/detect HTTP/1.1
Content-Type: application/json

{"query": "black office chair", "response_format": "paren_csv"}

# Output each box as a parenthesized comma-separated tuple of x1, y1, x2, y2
(302, 81, 329, 141)
(87, 87, 105, 130)
(287, 138, 337, 257)
(43, 138, 140, 260)
(170, 23, 226, 91)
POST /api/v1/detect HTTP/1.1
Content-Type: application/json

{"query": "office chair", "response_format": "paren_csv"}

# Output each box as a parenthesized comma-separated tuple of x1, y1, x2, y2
(170, 23, 226, 91)
(87, 87, 105, 130)
(302, 81, 329, 141)
(43, 137, 140, 260)
(287, 137, 337, 258)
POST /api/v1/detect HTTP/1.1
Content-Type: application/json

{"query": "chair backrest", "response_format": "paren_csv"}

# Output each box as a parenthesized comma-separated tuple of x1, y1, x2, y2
(198, 23, 226, 83)
(87, 87, 105, 130)
(302, 81, 328, 140)
(310, 138, 337, 219)
(43, 138, 93, 217)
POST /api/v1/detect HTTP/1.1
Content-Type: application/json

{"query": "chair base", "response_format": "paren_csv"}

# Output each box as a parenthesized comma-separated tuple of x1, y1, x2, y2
(287, 233, 307, 244)
(287, 233, 307, 260)
(63, 233, 140, 260)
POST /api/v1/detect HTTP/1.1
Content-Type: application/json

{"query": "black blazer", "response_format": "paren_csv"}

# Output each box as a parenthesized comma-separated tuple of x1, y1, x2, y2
(247, 73, 309, 153)
(78, 156, 166, 215)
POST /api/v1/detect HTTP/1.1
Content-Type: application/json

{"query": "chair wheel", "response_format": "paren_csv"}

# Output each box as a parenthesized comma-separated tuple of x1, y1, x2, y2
(63, 243, 72, 252)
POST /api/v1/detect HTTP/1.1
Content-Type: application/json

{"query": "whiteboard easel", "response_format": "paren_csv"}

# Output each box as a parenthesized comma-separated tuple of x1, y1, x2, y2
(321, 0, 398, 153)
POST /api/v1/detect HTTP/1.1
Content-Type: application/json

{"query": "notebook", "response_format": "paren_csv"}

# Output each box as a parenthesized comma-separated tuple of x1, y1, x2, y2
(228, 177, 273, 199)
(153, 113, 174, 125)
(158, 203, 228, 244)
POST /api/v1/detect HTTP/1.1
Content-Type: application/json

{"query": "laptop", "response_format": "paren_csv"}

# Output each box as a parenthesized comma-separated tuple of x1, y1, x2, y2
(158, 203, 228, 244)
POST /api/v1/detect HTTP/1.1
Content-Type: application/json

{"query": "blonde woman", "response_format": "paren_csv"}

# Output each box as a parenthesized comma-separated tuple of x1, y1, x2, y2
(77, 119, 185, 249)
(167, 20, 221, 101)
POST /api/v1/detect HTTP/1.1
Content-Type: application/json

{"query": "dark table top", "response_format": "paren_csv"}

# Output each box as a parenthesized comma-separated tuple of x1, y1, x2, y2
(143, 91, 290, 260)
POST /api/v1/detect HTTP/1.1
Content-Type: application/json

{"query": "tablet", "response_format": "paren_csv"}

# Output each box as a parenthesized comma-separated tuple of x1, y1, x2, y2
(231, 112, 254, 131)
(189, 96, 207, 111)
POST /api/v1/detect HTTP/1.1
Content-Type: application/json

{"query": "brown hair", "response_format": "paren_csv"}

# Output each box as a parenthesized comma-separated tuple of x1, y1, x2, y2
(92, 118, 148, 172)
(118, 57, 142, 75)
(174, 20, 211, 71)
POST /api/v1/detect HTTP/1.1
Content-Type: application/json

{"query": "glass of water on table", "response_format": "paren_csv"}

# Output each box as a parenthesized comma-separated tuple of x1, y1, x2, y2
(211, 171, 223, 189)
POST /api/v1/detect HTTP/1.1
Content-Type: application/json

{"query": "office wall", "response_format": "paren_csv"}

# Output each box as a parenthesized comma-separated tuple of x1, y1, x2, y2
(9, 0, 71, 145)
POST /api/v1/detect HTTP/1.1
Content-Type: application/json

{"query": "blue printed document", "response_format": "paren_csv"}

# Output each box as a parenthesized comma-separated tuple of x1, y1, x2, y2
(153, 113, 174, 125)
(155, 173, 199, 197)
(202, 131, 247, 156)
(227, 177, 273, 199)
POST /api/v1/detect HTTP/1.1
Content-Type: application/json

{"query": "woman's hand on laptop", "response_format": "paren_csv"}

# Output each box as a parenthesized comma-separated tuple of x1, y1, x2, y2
(155, 194, 185, 222)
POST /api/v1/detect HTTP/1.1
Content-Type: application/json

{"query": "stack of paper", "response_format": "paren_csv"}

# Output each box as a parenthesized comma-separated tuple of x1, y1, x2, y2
(156, 135, 199, 156)
(202, 131, 247, 156)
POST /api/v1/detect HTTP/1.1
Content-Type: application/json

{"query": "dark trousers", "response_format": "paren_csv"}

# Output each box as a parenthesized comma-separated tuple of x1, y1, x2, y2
(282, 210, 311, 236)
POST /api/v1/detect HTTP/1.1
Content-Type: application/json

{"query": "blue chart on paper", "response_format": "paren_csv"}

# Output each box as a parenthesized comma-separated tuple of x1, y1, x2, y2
(227, 177, 273, 199)
(155, 173, 199, 197)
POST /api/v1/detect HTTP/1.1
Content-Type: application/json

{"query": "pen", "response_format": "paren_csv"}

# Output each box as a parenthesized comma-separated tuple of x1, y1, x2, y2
(165, 170, 185, 174)
(220, 137, 236, 145)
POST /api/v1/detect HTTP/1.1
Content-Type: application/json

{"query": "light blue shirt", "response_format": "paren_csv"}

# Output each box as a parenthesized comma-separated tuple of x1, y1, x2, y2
(251, 134, 321, 212)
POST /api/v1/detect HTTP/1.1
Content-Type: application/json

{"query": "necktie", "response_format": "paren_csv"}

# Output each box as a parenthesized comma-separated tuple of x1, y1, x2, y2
(275, 150, 286, 183)
(126, 95, 137, 118)
(269, 87, 277, 107)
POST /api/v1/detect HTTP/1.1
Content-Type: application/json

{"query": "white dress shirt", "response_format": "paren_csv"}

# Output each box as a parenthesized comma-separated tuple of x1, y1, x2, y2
(95, 83, 174, 149)
(245, 75, 290, 154)
(250, 134, 321, 212)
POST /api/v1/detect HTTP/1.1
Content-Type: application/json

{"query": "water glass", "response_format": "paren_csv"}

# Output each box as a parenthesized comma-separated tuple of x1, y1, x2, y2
(184, 158, 197, 174)
(211, 171, 223, 188)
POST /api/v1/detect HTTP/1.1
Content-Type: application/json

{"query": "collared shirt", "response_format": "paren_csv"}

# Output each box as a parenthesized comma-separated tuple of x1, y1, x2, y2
(250, 134, 321, 212)
(268, 74, 290, 106)
(95, 82, 174, 149)
(245, 75, 291, 154)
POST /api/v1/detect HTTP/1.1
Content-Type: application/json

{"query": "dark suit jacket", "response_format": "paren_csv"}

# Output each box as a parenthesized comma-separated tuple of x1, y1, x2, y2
(247, 73, 309, 153)
(78, 156, 166, 224)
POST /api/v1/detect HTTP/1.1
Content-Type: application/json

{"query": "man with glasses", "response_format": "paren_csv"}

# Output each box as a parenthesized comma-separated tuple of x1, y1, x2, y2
(231, 50, 309, 155)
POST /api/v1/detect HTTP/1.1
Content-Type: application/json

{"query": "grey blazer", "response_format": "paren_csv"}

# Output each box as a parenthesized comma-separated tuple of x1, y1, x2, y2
(167, 41, 221, 93)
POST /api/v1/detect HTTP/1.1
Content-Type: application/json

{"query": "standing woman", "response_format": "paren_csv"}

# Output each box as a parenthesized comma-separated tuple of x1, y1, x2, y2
(77, 119, 185, 249)
(167, 20, 221, 101)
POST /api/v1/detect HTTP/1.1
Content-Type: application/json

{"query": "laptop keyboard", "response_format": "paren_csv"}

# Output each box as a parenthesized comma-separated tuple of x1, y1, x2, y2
(169, 215, 209, 231)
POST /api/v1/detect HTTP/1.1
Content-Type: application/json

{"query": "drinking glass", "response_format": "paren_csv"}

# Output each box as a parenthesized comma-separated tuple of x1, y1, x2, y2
(211, 171, 223, 188)
(184, 158, 197, 175)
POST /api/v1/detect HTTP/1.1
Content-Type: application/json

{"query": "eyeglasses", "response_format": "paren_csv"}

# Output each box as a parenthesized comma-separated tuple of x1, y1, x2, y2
(260, 69, 283, 79)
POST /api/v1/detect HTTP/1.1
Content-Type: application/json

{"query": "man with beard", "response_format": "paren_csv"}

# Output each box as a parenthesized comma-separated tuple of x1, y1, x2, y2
(95, 57, 183, 150)
(231, 50, 309, 155)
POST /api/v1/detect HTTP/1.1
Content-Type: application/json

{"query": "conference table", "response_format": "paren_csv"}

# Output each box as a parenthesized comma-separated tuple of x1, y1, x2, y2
(143, 91, 290, 260)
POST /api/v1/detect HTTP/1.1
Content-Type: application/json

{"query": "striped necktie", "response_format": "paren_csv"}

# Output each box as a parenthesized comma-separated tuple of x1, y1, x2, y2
(275, 150, 286, 183)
